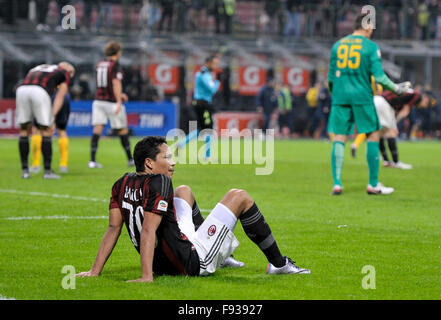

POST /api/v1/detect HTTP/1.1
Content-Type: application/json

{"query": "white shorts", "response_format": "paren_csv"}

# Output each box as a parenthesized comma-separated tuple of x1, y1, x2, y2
(92, 100, 128, 129)
(16, 85, 53, 127)
(174, 199, 240, 276)
(374, 95, 397, 130)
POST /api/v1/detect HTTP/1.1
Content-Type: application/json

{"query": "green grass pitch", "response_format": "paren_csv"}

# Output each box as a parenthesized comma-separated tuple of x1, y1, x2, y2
(0, 137, 440, 300)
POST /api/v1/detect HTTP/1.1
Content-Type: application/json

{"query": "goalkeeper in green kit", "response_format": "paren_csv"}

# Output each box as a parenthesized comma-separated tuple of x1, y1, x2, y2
(328, 13, 412, 195)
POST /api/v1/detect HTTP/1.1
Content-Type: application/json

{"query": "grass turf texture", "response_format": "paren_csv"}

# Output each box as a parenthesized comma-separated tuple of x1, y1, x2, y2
(0, 137, 440, 300)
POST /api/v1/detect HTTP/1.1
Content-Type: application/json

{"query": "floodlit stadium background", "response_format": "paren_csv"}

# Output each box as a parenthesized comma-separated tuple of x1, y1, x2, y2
(0, 0, 440, 138)
(1, 0, 441, 301)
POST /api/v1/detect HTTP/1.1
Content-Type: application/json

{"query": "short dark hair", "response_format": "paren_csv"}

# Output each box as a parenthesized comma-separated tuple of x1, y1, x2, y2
(134, 136, 167, 172)
(354, 13, 369, 31)
(104, 41, 122, 57)
(205, 55, 218, 63)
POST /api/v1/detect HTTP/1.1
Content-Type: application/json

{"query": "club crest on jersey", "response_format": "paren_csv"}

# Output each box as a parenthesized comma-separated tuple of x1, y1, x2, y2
(208, 225, 216, 236)
(157, 200, 168, 212)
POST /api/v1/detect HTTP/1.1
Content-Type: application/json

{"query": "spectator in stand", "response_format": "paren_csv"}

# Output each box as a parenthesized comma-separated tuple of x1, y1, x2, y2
(3, 0, 17, 25)
(35, 0, 50, 31)
(417, 0, 430, 40)
(176, 0, 191, 33)
(428, 0, 439, 39)
(223, 0, 235, 34)
(95, 0, 113, 32)
(382, 0, 402, 39)
(82, 0, 99, 32)
(189, 0, 207, 31)
(141, 0, 161, 34)
(403, 0, 418, 39)
(210, 0, 225, 34)
(437, 4, 441, 40)
(263, 0, 282, 34)
(305, 1, 319, 37)
(122, 0, 133, 32)
(256, 77, 278, 133)
(158, 0, 174, 32)
(284, 0, 302, 38)
(55, 0, 70, 32)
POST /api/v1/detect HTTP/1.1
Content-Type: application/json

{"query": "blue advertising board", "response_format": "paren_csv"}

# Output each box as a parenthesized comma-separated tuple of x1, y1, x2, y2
(67, 101, 177, 136)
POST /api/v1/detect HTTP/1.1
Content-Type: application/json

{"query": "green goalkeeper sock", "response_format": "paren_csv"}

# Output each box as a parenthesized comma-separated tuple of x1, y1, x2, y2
(331, 141, 345, 186)
(366, 141, 380, 187)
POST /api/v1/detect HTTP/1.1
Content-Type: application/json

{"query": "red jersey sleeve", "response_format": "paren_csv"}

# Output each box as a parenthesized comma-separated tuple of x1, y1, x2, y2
(110, 61, 123, 81)
(109, 179, 121, 210)
(143, 174, 174, 216)
(63, 70, 70, 86)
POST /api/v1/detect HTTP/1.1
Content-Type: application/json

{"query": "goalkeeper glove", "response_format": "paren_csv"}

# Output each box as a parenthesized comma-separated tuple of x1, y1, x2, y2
(395, 81, 413, 95)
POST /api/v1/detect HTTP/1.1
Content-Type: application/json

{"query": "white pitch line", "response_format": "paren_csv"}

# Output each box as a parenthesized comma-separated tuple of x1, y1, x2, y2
(0, 294, 16, 300)
(0, 189, 212, 213)
(5, 215, 108, 221)
(0, 189, 107, 203)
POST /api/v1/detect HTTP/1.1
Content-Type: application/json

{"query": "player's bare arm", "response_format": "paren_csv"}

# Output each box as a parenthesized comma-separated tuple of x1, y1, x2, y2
(76, 208, 123, 277)
(112, 78, 124, 114)
(396, 104, 411, 123)
(52, 82, 69, 117)
(127, 211, 162, 283)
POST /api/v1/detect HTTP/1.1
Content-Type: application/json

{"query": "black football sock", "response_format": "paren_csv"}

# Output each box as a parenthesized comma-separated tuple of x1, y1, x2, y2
(119, 134, 133, 161)
(239, 202, 285, 268)
(19, 136, 29, 170)
(91, 134, 100, 162)
(387, 137, 399, 163)
(379, 138, 389, 162)
(42, 136, 52, 171)
(192, 200, 205, 231)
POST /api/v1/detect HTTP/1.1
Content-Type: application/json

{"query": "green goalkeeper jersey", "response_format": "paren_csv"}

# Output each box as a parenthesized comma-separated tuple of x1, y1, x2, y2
(328, 34, 396, 105)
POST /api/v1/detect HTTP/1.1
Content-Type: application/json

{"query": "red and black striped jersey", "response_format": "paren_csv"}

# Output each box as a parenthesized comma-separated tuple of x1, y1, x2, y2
(382, 90, 422, 111)
(109, 173, 200, 276)
(94, 58, 123, 102)
(22, 64, 70, 95)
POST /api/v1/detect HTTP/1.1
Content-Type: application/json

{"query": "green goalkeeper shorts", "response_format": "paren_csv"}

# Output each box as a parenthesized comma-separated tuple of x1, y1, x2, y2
(327, 103, 380, 135)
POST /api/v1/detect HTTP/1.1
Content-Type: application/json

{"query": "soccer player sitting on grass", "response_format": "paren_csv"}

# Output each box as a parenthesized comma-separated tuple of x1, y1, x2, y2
(327, 13, 412, 195)
(77, 136, 310, 282)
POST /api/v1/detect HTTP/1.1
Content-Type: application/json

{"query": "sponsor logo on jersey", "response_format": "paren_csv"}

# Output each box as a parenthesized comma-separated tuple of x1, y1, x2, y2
(157, 200, 168, 212)
(208, 225, 216, 236)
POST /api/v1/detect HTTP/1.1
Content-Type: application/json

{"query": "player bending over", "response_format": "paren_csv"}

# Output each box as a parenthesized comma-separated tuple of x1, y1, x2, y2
(327, 13, 411, 195)
(351, 84, 420, 170)
(77, 136, 309, 282)
(16, 62, 75, 179)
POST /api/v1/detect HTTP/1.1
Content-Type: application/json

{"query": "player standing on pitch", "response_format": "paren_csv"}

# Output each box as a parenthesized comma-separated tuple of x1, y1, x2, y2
(177, 55, 221, 157)
(16, 62, 75, 179)
(327, 13, 412, 195)
(89, 41, 134, 169)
